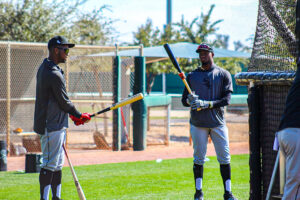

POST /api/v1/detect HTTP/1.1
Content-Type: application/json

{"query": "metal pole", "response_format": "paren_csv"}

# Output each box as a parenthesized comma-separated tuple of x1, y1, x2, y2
(266, 151, 280, 200)
(112, 56, 121, 151)
(162, 73, 166, 94)
(139, 44, 144, 57)
(65, 59, 69, 149)
(6, 42, 11, 156)
(165, 104, 171, 146)
(166, 0, 172, 25)
(279, 150, 286, 194)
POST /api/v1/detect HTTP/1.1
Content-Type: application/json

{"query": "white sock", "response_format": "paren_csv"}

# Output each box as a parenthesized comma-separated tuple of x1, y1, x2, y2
(225, 179, 231, 192)
(52, 184, 61, 198)
(196, 178, 202, 190)
(43, 185, 51, 200)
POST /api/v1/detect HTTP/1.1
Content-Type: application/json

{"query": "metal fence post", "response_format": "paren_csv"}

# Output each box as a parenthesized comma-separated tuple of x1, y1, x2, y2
(165, 104, 171, 146)
(6, 42, 11, 156)
(113, 56, 121, 151)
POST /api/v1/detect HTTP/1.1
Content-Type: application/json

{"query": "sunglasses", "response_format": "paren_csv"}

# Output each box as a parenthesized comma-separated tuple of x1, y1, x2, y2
(57, 47, 69, 54)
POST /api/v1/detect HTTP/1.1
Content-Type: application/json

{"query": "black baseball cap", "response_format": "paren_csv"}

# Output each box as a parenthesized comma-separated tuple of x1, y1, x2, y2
(196, 43, 213, 53)
(48, 36, 75, 50)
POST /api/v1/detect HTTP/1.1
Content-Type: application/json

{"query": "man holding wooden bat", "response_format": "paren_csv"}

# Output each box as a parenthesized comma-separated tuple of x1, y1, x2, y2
(34, 36, 91, 200)
(181, 44, 237, 200)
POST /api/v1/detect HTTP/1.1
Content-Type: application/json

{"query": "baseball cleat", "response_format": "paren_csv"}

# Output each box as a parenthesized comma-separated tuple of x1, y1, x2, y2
(194, 190, 204, 200)
(223, 192, 238, 200)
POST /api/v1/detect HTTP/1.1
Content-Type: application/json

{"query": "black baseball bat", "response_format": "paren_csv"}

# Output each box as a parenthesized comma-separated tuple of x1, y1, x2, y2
(163, 43, 192, 94)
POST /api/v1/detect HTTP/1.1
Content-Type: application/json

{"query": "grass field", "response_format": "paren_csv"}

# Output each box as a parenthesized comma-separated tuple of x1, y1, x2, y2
(0, 154, 249, 200)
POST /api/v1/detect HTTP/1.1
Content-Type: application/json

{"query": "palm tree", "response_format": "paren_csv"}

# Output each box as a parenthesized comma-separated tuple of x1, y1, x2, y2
(174, 4, 223, 44)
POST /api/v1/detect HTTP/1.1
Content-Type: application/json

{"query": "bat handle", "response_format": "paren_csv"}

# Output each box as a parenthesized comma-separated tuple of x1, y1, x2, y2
(91, 107, 111, 118)
(181, 78, 201, 111)
(182, 79, 193, 94)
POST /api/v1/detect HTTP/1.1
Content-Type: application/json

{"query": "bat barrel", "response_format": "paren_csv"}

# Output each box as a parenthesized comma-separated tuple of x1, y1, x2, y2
(90, 93, 144, 118)
(163, 43, 182, 73)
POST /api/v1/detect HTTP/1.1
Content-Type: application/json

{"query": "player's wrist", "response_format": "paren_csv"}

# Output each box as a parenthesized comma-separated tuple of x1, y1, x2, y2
(208, 101, 213, 109)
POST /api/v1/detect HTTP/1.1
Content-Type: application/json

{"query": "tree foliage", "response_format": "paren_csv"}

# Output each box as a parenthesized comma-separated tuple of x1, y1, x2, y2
(174, 5, 223, 44)
(69, 5, 117, 45)
(133, 20, 183, 93)
(0, 0, 116, 45)
(133, 18, 160, 47)
(132, 4, 251, 93)
(233, 40, 252, 53)
(214, 57, 249, 74)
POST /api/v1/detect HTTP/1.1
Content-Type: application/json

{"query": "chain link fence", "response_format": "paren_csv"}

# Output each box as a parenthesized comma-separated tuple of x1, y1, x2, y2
(0, 42, 144, 156)
(0, 41, 173, 158)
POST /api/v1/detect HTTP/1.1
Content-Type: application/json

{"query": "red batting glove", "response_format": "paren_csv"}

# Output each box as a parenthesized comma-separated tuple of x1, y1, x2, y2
(69, 114, 84, 126)
(69, 113, 91, 126)
(69, 115, 78, 122)
(80, 113, 91, 123)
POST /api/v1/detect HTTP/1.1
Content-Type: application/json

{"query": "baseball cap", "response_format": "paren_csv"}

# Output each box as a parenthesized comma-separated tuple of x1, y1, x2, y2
(196, 43, 213, 53)
(48, 36, 75, 50)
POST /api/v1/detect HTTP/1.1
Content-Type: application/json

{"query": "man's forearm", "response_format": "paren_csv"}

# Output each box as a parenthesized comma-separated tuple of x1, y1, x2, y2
(211, 92, 232, 108)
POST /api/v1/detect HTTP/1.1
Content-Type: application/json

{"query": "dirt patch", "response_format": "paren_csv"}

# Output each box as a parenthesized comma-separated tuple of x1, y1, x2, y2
(6, 110, 250, 171)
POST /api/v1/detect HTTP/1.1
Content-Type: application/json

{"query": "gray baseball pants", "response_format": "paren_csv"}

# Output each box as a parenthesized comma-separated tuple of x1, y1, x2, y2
(277, 128, 300, 200)
(40, 129, 66, 171)
(190, 124, 231, 165)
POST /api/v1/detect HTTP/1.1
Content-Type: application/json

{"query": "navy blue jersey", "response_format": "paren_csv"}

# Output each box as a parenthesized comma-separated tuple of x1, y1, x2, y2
(182, 65, 233, 128)
(278, 65, 300, 131)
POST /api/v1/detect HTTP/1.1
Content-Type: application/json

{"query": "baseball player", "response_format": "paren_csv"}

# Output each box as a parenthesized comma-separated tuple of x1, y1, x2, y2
(34, 36, 91, 200)
(273, 1, 300, 199)
(181, 43, 237, 200)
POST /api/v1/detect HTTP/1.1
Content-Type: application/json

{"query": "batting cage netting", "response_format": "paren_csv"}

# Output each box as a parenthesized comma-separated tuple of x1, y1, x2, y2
(235, 0, 297, 199)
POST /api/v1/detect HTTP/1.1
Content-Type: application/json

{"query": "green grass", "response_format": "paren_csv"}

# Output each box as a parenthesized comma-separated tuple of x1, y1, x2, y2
(0, 154, 249, 200)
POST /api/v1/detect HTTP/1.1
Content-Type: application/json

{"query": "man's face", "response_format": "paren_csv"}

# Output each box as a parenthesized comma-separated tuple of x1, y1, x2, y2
(55, 45, 69, 63)
(199, 50, 214, 66)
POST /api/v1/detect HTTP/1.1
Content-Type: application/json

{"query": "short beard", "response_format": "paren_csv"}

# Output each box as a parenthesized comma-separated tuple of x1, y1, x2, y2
(60, 58, 66, 64)
(201, 61, 209, 66)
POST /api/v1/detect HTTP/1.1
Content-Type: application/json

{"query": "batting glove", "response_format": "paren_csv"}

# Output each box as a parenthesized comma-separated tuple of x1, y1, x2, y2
(187, 92, 199, 105)
(69, 114, 79, 122)
(69, 113, 91, 126)
(191, 99, 213, 110)
(69, 115, 83, 126)
(80, 113, 91, 123)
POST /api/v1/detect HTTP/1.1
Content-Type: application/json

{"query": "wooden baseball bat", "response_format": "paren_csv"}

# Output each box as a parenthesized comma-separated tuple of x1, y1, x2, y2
(62, 144, 86, 200)
(164, 43, 200, 146)
(90, 93, 144, 117)
(163, 43, 200, 111)
(163, 43, 193, 94)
